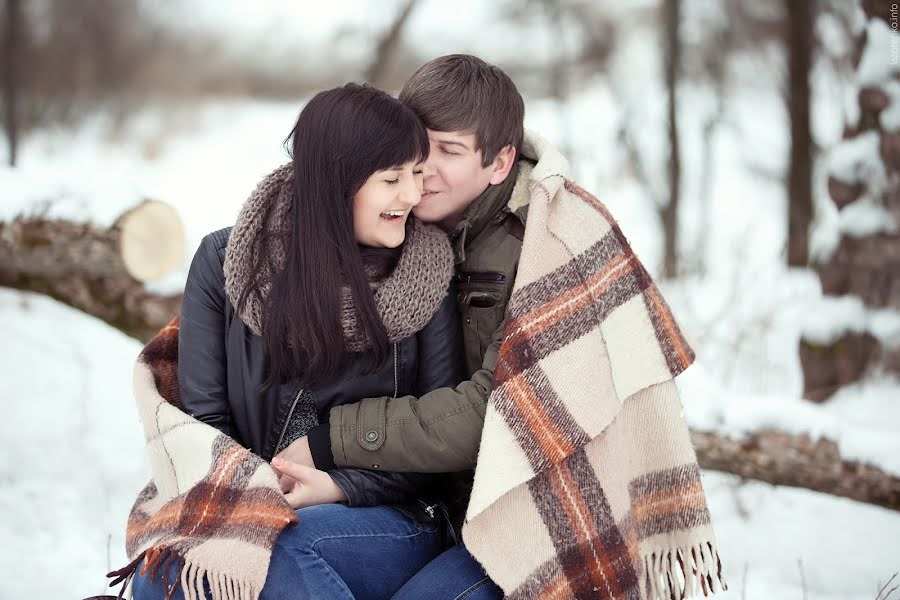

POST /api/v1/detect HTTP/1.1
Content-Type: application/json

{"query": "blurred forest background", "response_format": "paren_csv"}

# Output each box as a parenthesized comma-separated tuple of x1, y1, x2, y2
(0, 0, 898, 598)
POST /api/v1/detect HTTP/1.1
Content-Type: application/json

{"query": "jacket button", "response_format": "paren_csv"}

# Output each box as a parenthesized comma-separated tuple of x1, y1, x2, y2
(365, 430, 379, 442)
(372, 464, 380, 469)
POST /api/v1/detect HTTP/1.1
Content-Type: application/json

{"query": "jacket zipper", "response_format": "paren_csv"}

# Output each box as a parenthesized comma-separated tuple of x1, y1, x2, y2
(275, 385, 305, 455)
(455, 271, 506, 284)
(392, 342, 399, 398)
(417, 498, 437, 519)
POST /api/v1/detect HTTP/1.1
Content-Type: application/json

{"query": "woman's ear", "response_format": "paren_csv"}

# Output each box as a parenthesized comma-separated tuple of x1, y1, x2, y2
(488, 145, 517, 185)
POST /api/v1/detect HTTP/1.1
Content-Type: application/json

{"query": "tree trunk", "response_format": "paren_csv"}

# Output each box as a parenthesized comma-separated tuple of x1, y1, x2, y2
(365, 0, 418, 89)
(802, 1, 900, 399)
(662, 0, 681, 279)
(786, 0, 813, 266)
(693, 428, 900, 512)
(0, 200, 185, 341)
(4, 0, 21, 166)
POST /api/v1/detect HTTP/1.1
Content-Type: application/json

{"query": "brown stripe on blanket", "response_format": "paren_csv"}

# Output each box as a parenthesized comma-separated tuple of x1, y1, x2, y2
(640, 280, 695, 377)
(504, 229, 635, 323)
(629, 464, 712, 540)
(525, 449, 641, 600)
(126, 436, 296, 557)
(563, 180, 695, 379)
(494, 237, 645, 386)
(494, 257, 640, 386)
(491, 368, 590, 470)
(139, 317, 182, 408)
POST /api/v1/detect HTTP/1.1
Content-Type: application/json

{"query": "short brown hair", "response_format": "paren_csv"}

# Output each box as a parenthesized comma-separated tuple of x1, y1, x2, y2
(399, 55, 524, 167)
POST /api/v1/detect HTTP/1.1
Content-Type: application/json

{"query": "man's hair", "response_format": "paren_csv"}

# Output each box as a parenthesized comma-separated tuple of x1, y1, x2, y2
(400, 54, 524, 167)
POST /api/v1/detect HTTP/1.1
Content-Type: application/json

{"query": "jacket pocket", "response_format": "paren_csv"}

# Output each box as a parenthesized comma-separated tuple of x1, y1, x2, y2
(456, 276, 509, 375)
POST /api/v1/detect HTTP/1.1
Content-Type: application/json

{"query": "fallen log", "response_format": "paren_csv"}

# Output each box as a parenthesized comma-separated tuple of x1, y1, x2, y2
(693, 428, 900, 512)
(0, 199, 184, 341)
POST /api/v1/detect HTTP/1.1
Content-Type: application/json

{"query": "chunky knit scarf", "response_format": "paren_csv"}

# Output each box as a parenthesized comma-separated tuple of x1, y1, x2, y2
(460, 133, 727, 599)
(90, 166, 454, 600)
(224, 163, 454, 349)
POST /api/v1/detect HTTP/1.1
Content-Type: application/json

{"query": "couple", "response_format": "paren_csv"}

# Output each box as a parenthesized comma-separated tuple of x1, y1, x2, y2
(117, 54, 725, 600)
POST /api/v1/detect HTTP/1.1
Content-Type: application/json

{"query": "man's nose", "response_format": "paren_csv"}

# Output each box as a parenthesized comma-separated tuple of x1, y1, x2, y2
(422, 156, 438, 179)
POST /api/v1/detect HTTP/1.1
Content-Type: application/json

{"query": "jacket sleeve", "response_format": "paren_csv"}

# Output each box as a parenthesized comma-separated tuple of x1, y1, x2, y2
(320, 298, 502, 473)
(178, 231, 236, 440)
(328, 469, 440, 508)
(322, 288, 464, 504)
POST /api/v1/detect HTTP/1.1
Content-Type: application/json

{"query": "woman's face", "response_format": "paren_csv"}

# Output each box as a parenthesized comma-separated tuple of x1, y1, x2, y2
(352, 160, 424, 248)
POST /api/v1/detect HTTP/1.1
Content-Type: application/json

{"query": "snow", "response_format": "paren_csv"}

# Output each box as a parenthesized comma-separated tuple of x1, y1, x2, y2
(857, 18, 899, 87)
(880, 80, 900, 132)
(0, 288, 147, 599)
(827, 130, 885, 186)
(838, 198, 898, 237)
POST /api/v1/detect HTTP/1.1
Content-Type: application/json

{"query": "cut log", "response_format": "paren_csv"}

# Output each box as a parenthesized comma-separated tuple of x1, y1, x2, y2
(693, 428, 900, 512)
(0, 199, 184, 283)
(0, 199, 185, 341)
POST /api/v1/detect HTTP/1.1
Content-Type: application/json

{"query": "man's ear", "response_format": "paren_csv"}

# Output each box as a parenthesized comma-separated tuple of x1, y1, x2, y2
(488, 144, 517, 185)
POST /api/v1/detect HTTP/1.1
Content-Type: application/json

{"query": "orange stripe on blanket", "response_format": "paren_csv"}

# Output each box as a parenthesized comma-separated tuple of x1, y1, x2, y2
(632, 481, 706, 522)
(507, 375, 576, 462)
(535, 574, 574, 600)
(644, 285, 693, 370)
(185, 445, 250, 536)
(503, 251, 636, 349)
(548, 464, 621, 599)
(129, 499, 295, 539)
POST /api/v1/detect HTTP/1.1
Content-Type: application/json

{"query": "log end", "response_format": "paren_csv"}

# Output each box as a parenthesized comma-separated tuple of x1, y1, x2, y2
(118, 200, 185, 282)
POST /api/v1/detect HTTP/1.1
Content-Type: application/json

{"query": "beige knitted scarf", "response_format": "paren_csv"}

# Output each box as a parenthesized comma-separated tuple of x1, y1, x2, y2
(223, 163, 454, 350)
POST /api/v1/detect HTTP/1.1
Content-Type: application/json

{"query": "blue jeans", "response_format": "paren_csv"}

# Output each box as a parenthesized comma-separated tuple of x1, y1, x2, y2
(391, 544, 504, 600)
(131, 503, 442, 600)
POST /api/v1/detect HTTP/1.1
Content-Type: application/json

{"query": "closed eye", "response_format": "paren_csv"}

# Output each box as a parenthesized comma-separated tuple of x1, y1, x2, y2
(385, 178, 400, 184)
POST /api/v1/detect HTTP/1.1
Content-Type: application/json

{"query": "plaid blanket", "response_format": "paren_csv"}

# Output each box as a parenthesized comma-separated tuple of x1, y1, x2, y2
(92, 319, 297, 600)
(461, 161, 726, 599)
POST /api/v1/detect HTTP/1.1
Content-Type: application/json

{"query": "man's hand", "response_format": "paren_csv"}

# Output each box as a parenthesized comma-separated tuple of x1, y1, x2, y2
(271, 456, 347, 509)
(275, 435, 314, 468)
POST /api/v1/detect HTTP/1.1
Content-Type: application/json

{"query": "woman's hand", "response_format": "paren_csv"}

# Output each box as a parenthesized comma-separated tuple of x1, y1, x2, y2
(275, 436, 315, 468)
(271, 456, 347, 509)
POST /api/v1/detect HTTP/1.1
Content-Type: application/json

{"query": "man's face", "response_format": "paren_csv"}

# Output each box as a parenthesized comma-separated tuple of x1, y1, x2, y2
(413, 130, 496, 230)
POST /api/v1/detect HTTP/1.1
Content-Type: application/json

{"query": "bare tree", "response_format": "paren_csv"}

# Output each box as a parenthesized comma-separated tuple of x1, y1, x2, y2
(662, 0, 682, 279)
(3, 0, 21, 166)
(786, 0, 814, 266)
(365, 0, 419, 89)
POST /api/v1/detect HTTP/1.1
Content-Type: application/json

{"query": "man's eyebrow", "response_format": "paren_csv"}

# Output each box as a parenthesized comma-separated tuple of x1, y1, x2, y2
(432, 139, 471, 150)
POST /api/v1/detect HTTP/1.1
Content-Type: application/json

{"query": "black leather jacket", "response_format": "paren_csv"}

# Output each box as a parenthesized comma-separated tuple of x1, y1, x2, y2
(178, 227, 465, 509)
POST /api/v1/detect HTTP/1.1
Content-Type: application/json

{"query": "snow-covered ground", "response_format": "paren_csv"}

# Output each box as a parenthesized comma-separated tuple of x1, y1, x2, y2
(2, 4, 900, 591)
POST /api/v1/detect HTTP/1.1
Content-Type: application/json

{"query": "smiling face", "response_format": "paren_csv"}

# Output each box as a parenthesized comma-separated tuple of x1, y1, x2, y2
(414, 130, 516, 231)
(352, 160, 424, 248)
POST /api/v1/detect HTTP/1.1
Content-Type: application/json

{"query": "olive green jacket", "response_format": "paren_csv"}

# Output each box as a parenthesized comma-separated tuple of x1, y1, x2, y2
(309, 133, 568, 474)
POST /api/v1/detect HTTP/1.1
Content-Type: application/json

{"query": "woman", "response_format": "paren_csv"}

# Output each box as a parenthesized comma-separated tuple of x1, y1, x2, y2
(131, 83, 465, 600)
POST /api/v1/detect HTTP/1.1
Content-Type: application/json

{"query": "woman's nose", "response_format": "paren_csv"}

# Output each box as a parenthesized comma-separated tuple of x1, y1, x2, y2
(400, 179, 421, 206)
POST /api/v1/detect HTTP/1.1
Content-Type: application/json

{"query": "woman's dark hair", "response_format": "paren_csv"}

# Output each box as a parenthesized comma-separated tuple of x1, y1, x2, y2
(245, 83, 428, 389)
